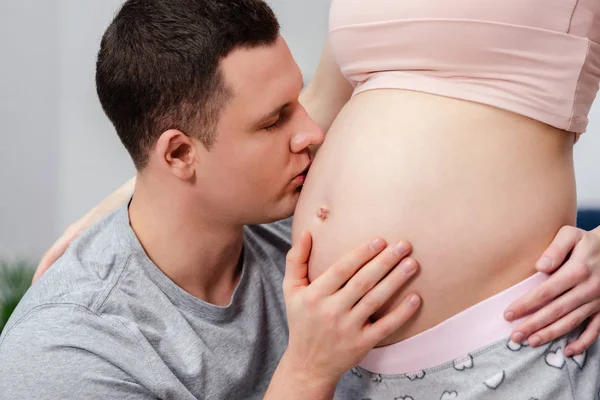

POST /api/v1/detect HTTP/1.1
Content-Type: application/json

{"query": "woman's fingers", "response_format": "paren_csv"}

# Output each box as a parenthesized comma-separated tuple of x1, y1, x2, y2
(505, 259, 589, 322)
(523, 299, 600, 349)
(565, 312, 600, 356)
(535, 226, 584, 274)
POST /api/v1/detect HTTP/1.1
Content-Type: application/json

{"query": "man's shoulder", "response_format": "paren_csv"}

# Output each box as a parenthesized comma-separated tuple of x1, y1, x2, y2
(6, 206, 137, 331)
(0, 303, 143, 372)
(0, 303, 126, 346)
(0, 304, 160, 399)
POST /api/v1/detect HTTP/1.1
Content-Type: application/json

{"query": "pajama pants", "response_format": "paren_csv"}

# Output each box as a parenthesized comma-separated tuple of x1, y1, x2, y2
(335, 273, 600, 400)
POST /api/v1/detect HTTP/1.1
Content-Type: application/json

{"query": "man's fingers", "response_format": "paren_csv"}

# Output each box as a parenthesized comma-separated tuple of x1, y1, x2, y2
(362, 293, 421, 346)
(284, 231, 312, 286)
(308, 237, 390, 296)
(535, 226, 583, 273)
(285, 232, 312, 271)
(349, 257, 419, 323)
(336, 241, 413, 309)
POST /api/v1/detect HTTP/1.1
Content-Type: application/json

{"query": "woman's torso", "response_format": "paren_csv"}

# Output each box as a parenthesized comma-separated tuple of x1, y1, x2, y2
(292, 90, 576, 343)
(292, 0, 598, 344)
(291, 0, 600, 345)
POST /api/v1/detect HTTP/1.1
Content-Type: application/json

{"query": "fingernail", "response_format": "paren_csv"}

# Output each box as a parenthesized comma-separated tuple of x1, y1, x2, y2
(370, 238, 385, 251)
(394, 241, 410, 255)
(504, 311, 515, 321)
(565, 348, 573, 357)
(529, 335, 542, 347)
(409, 295, 421, 307)
(401, 259, 417, 275)
(512, 331, 525, 343)
(537, 256, 553, 271)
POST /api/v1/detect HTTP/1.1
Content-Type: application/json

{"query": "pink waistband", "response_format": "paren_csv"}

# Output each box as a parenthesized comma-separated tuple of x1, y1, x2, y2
(359, 272, 549, 374)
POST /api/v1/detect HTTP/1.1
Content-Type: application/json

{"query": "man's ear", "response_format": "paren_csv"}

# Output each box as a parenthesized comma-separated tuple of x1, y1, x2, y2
(154, 129, 197, 180)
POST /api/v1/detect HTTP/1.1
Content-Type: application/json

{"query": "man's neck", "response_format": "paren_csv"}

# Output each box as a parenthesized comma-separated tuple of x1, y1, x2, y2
(128, 179, 244, 306)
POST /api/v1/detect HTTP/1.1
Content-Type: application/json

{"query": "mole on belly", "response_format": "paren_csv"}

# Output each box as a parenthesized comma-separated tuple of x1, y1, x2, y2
(317, 207, 330, 220)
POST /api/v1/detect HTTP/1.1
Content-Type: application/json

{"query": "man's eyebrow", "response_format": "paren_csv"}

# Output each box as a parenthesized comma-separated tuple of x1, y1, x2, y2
(257, 103, 291, 124)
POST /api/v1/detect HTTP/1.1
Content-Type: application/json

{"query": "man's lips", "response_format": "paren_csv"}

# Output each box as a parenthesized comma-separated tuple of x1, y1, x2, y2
(293, 161, 312, 184)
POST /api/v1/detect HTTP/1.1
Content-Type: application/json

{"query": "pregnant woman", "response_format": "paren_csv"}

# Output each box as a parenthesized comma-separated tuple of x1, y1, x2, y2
(36, 0, 600, 398)
(292, 0, 600, 398)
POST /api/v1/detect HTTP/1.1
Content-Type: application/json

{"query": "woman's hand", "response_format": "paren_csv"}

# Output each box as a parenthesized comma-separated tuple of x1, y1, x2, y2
(33, 177, 136, 282)
(505, 225, 600, 356)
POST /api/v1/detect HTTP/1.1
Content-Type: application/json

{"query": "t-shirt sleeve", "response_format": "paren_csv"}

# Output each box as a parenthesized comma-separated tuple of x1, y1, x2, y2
(0, 305, 158, 400)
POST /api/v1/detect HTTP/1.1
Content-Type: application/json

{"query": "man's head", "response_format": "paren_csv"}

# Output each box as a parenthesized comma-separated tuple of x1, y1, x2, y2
(96, 0, 323, 224)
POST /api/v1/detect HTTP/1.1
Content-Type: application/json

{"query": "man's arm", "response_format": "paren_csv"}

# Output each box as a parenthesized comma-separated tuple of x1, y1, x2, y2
(0, 305, 160, 400)
(263, 233, 422, 399)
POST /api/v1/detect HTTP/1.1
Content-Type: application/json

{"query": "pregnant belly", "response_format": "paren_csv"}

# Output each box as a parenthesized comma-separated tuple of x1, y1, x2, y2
(292, 90, 577, 344)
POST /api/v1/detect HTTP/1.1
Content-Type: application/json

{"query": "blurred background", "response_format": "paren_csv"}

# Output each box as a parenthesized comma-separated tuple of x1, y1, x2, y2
(1, 0, 599, 266)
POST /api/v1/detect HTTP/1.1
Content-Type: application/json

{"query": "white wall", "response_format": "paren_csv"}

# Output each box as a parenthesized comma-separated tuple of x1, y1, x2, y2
(270, 0, 330, 83)
(0, 0, 599, 262)
(57, 0, 134, 234)
(0, 1, 60, 261)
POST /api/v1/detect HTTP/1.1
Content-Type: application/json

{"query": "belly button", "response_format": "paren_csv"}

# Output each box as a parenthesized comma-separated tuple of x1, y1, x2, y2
(317, 207, 330, 221)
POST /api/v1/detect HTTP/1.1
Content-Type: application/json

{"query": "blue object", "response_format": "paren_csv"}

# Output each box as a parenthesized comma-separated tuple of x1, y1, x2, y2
(576, 209, 600, 231)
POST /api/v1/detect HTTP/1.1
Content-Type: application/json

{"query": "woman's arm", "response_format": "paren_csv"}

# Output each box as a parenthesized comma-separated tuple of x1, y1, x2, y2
(299, 40, 354, 136)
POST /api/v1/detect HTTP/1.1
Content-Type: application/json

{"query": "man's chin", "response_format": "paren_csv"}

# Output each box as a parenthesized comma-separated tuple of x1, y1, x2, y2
(269, 195, 298, 221)
(244, 197, 296, 225)
(271, 203, 296, 222)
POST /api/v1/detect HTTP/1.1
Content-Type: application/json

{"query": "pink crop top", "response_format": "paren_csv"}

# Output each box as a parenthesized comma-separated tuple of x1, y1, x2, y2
(329, 0, 600, 133)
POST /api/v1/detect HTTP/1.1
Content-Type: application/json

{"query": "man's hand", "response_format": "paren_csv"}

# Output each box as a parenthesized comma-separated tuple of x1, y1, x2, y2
(265, 232, 420, 399)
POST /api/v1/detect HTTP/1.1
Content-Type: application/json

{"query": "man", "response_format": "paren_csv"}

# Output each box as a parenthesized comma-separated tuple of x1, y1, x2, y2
(0, 1, 421, 399)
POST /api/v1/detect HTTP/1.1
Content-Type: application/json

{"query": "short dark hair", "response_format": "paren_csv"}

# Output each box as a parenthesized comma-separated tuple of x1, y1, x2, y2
(96, 0, 280, 169)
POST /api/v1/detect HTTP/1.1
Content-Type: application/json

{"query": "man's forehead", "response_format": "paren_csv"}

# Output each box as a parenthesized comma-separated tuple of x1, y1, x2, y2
(220, 38, 302, 115)
(221, 39, 299, 90)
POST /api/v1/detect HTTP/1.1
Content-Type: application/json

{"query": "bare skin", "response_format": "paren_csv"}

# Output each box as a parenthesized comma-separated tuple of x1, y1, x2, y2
(292, 41, 600, 353)
(293, 89, 577, 346)
(34, 41, 600, 358)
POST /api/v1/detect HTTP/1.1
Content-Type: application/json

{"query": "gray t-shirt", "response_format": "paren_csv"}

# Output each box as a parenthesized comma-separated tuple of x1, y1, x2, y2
(0, 205, 292, 400)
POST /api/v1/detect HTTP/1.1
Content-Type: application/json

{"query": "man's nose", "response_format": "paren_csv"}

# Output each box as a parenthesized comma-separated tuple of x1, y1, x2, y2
(290, 115, 324, 153)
